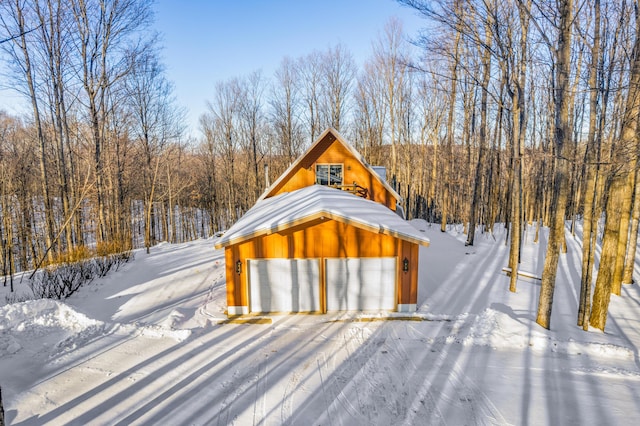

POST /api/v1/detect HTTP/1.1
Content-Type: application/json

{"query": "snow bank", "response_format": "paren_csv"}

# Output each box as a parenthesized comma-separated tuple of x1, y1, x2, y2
(0, 299, 105, 357)
(0, 299, 103, 337)
(120, 322, 191, 341)
(0, 299, 189, 359)
(462, 308, 634, 360)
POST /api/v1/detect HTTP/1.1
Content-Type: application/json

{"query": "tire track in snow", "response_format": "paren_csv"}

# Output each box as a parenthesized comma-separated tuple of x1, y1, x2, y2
(316, 352, 334, 426)
(342, 329, 368, 422)
(280, 359, 305, 424)
(435, 352, 510, 426)
(128, 265, 219, 326)
(453, 361, 510, 425)
(217, 369, 242, 426)
(252, 352, 269, 426)
(386, 324, 442, 423)
(216, 353, 265, 426)
(317, 336, 367, 426)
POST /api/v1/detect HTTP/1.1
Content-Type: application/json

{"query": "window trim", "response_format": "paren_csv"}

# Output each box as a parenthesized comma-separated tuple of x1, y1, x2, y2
(315, 163, 344, 186)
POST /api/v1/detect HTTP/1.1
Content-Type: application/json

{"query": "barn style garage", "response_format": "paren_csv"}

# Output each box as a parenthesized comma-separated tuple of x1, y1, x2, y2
(214, 128, 430, 315)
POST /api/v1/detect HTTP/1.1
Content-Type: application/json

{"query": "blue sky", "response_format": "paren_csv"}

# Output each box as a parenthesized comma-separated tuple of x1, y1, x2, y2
(0, 1, 425, 137)
(155, 0, 425, 137)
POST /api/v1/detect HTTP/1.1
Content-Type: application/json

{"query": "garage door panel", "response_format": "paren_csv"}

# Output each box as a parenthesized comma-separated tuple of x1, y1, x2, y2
(248, 259, 320, 313)
(326, 257, 396, 311)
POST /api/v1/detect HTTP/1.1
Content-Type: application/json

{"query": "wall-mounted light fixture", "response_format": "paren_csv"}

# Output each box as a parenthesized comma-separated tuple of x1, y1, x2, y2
(236, 260, 242, 275)
(403, 257, 409, 273)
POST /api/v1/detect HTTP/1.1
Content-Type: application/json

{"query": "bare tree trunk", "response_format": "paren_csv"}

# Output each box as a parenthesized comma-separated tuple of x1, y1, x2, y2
(429, 117, 439, 222)
(578, 0, 602, 330)
(590, 0, 640, 331)
(508, 1, 530, 293)
(441, 6, 462, 232)
(0, 169, 15, 291)
(35, 0, 74, 254)
(508, 93, 523, 292)
(145, 157, 160, 254)
(467, 22, 493, 246)
(622, 163, 640, 285)
(167, 167, 176, 244)
(590, 176, 625, 330)
(9, 0, 56, 263)
(536, 0, 573, 329)
(487, 81, 505, 233)
(612, 157, 637, 294)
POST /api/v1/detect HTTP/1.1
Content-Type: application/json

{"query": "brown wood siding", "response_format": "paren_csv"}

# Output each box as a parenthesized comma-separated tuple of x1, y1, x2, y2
(396, 240, 419, 306)
(224, 218, 420, 310)
(270, 136, 397, 210)
(225, 247, 241, 309)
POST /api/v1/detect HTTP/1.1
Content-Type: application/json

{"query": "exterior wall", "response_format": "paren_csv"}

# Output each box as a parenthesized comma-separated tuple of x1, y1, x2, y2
(224, 219, 420, 314)
(268, 134, 397, 210)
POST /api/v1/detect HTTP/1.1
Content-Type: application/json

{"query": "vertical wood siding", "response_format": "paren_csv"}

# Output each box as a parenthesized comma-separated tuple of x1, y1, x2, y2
(268, 134, 397, 210)
(225, 218, 420, 311)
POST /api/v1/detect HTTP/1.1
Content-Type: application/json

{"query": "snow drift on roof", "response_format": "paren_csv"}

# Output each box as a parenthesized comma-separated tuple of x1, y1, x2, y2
(215, 185, 430, 248)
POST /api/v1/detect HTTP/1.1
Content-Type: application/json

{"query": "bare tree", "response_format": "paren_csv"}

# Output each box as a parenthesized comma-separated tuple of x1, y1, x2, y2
(466, 5, 494, 246)
(271, 57, 303, 162)
(238, 71, 266, 199)
(578, 0, 603, 330)
(622, 162, 640, 286)
(199, 114, 221, 232)
(70, 0, 153, 243)
(208, 79, 242, 223)
(590, 0, 640, 331)
(123, 47, 183, 252)
(372, 18, 412, 188)
(320, 44, 356, 132)
(1, 0, 56, 263)
(536, 0, 575, 329)
(298, 50, 324, 142)
(353, 61, 386, 165)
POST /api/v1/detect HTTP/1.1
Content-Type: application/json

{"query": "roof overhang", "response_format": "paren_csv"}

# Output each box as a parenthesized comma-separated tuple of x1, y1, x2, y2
(215, 185, 429, 249)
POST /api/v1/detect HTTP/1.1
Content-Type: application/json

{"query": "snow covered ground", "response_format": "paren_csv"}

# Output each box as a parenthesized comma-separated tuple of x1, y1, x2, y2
(1, 222, 639, 425)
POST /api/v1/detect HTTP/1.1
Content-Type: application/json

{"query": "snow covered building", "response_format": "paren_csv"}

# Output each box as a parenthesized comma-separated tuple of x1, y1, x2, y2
(214, 128, 430, 315)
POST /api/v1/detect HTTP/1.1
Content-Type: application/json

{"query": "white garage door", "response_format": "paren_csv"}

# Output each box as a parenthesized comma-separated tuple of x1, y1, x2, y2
(248, 259, 320, 313)
(325, 257, 397, 311)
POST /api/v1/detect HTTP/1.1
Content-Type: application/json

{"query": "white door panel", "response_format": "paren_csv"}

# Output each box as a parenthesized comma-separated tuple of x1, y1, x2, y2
(248, 259, 320, 313)
(325, 257, 396, 311)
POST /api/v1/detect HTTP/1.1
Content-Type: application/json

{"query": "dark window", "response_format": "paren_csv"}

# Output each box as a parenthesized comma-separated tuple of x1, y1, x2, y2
(316, 164, 343, 186)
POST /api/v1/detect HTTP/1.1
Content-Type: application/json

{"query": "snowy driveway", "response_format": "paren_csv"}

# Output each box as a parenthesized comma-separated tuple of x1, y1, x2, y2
(2, 226, 640, 425)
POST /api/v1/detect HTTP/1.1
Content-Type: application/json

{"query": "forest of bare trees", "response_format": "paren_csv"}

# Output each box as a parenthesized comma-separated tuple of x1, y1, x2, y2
(1, 0, 639, 332)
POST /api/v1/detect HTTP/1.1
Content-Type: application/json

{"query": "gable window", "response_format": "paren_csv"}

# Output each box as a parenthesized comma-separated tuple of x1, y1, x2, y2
(316, 164, 343, 186)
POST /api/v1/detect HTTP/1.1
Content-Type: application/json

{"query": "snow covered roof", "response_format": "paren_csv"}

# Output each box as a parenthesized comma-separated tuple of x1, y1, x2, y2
(214, 185, 430, 249)
(257, 127, 402, 203)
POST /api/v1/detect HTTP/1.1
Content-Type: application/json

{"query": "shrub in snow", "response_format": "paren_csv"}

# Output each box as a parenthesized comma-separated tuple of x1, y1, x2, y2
(92, 256, 113, 278)
(28, 251, 134, 301)
(4, 292, 32, 305)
